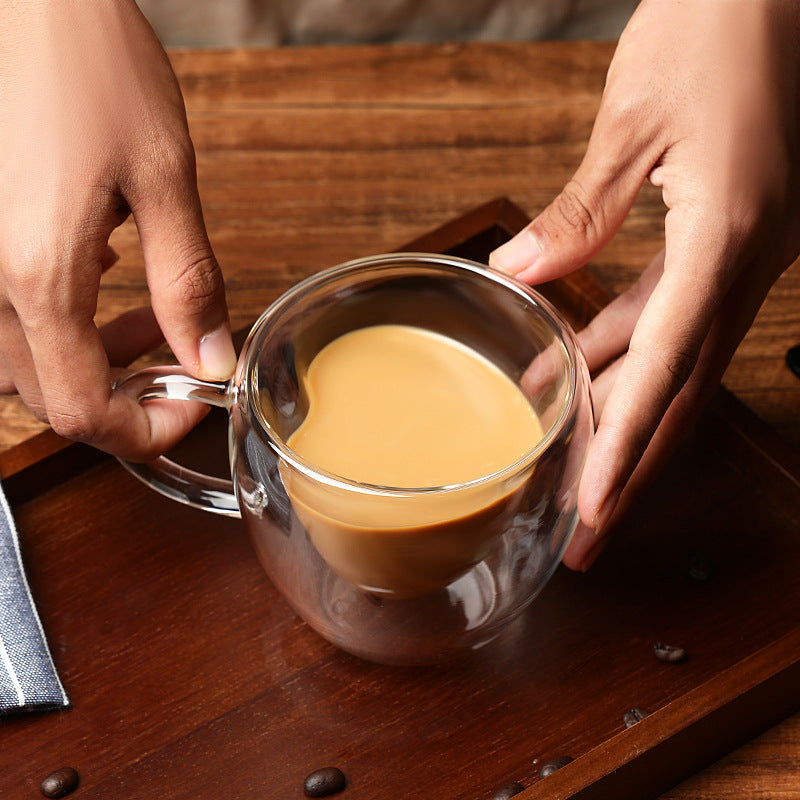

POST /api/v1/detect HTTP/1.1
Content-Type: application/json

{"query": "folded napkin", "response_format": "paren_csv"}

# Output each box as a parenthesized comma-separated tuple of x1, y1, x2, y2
(0, 479, 69, 714)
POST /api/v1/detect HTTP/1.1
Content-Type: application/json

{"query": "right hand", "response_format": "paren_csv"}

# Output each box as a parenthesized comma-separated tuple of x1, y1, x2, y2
(0, 0, 236, 461)
(491, 0, 800, 569)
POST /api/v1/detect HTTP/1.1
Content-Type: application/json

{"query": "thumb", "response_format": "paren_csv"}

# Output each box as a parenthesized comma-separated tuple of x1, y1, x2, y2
(490, 118, 655, 284)
(134, 157, 236, 382)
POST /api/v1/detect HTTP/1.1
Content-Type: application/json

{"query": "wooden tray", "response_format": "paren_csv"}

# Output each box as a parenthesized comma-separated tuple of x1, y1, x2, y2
(3, 199, 800, 800)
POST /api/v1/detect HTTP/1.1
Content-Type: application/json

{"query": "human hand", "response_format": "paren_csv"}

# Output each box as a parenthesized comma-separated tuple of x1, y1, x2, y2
(490, 0, 800, 570)
(0, 0, 236, 461)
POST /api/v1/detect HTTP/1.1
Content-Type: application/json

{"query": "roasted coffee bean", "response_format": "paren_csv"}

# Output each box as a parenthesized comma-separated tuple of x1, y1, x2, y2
(304, 766, 347, 797)
(40, 767, 79, 798)
(687, 551, 712, 582)
(623, 708, 650, 728)
(786, 344, 800, 379)
(538, 756, 573, 778)
(653, 641, 686, 662)
(492, 780, 525, 799)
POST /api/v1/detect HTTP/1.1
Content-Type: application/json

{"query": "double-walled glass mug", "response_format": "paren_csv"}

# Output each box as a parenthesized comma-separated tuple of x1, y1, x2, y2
(116, 253, 594, 665)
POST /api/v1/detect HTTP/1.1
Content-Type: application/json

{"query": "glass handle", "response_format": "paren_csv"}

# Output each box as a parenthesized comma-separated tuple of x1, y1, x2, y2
(114, 366, 241, 518)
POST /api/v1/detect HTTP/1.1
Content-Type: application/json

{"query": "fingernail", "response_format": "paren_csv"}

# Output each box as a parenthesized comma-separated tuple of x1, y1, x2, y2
(594, 483, 622, 535)
(490, 229, 541, 276)
(578, 484, 624, 570)
(198, 325, 237, 381)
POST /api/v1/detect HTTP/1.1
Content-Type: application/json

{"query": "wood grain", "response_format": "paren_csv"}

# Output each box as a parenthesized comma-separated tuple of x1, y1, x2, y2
(1, 42, 799, 797)
(3, 42, 797, 449)
(1, 203, 798, 800)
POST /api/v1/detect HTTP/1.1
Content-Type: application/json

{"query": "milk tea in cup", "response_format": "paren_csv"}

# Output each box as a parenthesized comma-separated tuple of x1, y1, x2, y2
(280, 323, 544, 598)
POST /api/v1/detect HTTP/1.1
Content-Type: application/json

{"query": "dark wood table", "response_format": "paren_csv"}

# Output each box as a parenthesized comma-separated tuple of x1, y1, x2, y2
(2, 42, 799, 798)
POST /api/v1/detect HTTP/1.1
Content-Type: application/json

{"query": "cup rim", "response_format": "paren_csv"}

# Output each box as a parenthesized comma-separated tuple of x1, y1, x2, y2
(238, 252, 582, 497)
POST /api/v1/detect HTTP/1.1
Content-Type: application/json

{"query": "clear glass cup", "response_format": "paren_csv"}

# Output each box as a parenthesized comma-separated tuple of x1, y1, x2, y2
(117, 253, 594, 664)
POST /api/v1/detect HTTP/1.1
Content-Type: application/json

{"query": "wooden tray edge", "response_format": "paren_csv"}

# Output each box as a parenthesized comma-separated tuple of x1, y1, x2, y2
(3, 197, 800, 800)
(517, 626, 800, 799)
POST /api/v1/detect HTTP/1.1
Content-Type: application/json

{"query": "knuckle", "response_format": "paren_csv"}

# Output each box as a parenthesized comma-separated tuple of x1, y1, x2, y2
(155, 136, 196, 180)
(660, 347, 697, 388)
(2, 233, 82, 323)
(168, 249, 224, 316)
(599, 49, 666, 139)
(601, 86, 650, 140)
(127, 135, 197, 204)
(4, 243, 47, 299)
(543, 180, 600, 244)
(138, 130, 197, 194)
(47, 404, 100, 444)
(629, 341, 697, 405)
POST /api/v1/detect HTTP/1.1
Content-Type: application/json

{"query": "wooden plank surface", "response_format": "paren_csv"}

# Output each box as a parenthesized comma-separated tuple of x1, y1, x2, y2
(1, 203, 799, 800)
(1, 42, 799, 798)
(2, 42, 798, 448)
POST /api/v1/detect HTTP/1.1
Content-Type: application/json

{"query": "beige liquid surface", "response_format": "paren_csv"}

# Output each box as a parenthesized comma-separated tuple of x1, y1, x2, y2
(288, 324, 543, 488)
(282, 324, 545, 596)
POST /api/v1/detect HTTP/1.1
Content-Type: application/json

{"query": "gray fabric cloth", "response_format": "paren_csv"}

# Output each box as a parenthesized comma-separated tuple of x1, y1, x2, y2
(137, 0, 638, 48)
(0, 479, 69, 715)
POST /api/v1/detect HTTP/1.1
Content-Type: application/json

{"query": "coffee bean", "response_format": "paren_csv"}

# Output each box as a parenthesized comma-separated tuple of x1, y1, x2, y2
(40, 767, 79, 798)
(304, 766, 346, 797)
(538, 756, 573, 778)
(623, 708, 649, 728)
(786, 344, 800, 379)
(686, 551, 712, 582)
(653, 641, 686, 663)
(492, 780, 525, 799)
